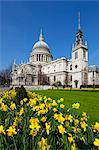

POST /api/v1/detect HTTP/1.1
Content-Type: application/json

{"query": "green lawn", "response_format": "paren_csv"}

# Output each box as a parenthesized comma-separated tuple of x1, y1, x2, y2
(33, 89, 99, 123)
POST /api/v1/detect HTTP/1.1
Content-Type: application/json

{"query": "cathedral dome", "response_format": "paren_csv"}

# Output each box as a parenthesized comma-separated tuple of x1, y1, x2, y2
(33, 29, 50, 51)
(29, 29, 53, 64)
(33, 40, 49, 49)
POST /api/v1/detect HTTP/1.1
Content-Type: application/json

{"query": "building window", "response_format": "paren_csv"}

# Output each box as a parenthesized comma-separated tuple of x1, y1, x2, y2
(32, 77, 34, 82)
(42, 54, 43, 61)
(70, 75, 72, 81)
(83, 50, 86, 58)
(75, 52, 78, 59)
(48, 77, 50, 82)
(39, 54, 40, 61)
(37, 54, 38, 61)
(54, 76, 56, 82)
(75, 65, 78, 69)
(46, 55, 47, 61)
(70, 65, 72, 70)
(21, 69, 23, 73)
(33, 55, 34, 60)
(93, 71, 94, 77)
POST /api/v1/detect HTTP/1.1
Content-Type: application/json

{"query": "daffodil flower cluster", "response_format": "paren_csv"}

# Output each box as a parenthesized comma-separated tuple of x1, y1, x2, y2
(0, 89, 99, 149)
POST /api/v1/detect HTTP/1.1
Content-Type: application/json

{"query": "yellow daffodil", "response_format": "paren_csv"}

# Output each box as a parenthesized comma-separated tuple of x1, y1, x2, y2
(68, 133, 73, 143)
(0, 125, 5, 135)
(93, 138, 99, 147)
(74, 119, 79, 125)
(58, 113, 65, 123)
(58, 124, 65, 135)
(52, 100, 58, 106)
(48, 97, 52, 101)
(53, 108, 57, 112)
(1, 103, 8, 111)
(0, 98, 3, 104)
(39, 103, 45, 109)
(57, 99, 60, 103)
(72, 103, 80, 109)
(71, 143, 76, 150)
(20, 100, 23, 105)
(6, 126, 17, 136)
(38, 137, 50, 150)
(19, 107, 24, 115)
(54, 113, 59, 120)
(80, 121, 87, 132)
(10, 102, 16, 111)
(23, 98, 28, 102)
(41, 116, 47, 122)
(81, 117, 87, 122)
(65, 114, 73, 122)
(29, 118, 39, 124)
(45, 122, 51, 135)
(68, 115, 73, 122)
(94, 122, 99, 132)
(30, 124, 41, 131)
(54, 113, 65, 124)
(30, 130, 37, 137)
(60, 104, 65, 109)
(12, 121, 17, 128)
(82, 112, 87, 117)
(29, 118, 41, 131)
(60, 98, 64, 102)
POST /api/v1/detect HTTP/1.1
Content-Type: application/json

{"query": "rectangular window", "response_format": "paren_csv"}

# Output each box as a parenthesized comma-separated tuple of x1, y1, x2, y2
(75, 52, 78, 59)
(54, 76, 56, 82)
(70, 65, 72, 70)
(32, 77, 34, 82)
(83, 50, 86, 58)
(70, 75, 72, 81)
(42, 54, 43, 61)
(37, 54, 38, 61)
(39, 54, 40, 61)
(48, 77, 50, 82)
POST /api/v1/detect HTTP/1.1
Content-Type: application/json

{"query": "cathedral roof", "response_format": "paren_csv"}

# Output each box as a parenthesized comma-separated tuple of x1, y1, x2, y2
(33, 41, 49, 49)
(33, 29, 49, 50)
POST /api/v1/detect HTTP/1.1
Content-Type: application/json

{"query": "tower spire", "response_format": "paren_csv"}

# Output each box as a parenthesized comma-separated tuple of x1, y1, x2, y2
(39, 28, 44, 41)
(78, 12, 81, 31)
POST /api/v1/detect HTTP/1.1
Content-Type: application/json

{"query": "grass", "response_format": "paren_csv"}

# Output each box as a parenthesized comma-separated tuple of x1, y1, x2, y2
(33, 89, 99, 123)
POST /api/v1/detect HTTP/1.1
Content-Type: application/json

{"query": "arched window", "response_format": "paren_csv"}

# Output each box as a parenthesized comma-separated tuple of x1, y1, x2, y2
(48, 77, 50, 82)
(70, 75, 72, 81)
(54, 76, 56, 82)
(37, 54, 38, 61)
(21, 69, 23, 73)
(42, 54, 43, 61)
(39, 54, 40, 61)
(75, 52, 78, 59)
(75, 65, 78, 69)
(70, 65, 72, 70)
(83, 50, 86, 58)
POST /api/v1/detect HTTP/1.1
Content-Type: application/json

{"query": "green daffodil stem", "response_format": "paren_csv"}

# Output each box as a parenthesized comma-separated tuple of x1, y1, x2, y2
(13, 136, 17, 150)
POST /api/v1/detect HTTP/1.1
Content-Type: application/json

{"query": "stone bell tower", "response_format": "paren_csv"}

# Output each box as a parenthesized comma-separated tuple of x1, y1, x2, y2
(72, 12, 88, 88)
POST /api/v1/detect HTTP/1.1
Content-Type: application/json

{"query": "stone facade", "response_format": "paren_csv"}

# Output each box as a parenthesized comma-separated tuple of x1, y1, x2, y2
(12, 14, 99, 88)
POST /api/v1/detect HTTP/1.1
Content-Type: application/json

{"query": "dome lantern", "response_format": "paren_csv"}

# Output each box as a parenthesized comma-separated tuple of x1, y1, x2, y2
(39, 29, 44, 41)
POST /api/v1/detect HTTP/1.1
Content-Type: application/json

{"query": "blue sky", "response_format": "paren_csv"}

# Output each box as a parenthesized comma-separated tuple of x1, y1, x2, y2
(0, 1, 99, 70)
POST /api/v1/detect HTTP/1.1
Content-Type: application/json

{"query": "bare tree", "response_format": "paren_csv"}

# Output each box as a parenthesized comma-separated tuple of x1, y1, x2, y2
(0, 64, 12, 87)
